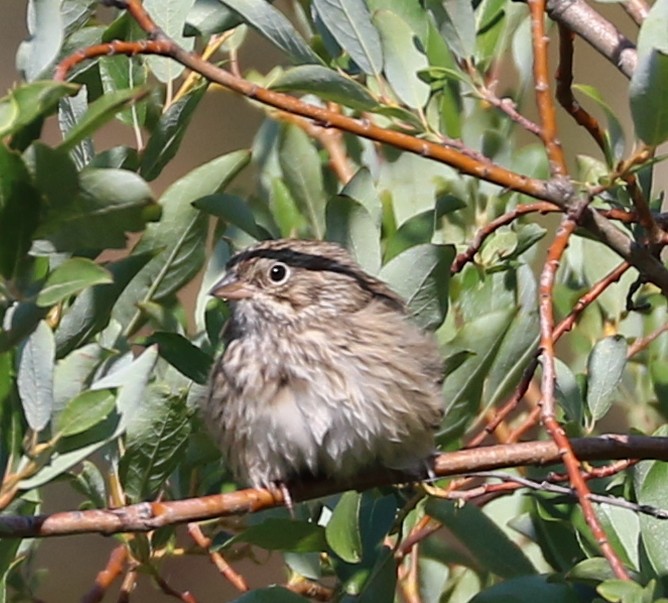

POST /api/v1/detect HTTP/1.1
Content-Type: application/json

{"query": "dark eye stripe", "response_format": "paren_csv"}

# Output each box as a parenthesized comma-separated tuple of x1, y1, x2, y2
(227, 247, 405, 312)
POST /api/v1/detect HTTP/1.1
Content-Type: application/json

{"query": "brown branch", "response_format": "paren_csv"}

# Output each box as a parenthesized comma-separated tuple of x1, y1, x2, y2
(468, 259, 631, 447)
(556, 25, 608, 156)
(1, 436, 667, 539)
(528, 0, 568, 176)
(54, 1, 556, 203)
(538, 203, 630, 579)
(627, 323, 668, 358)
(547, 0, 637, 79)
(620, 0, 650, 25)
(54, 1, 668, 296)
(187, 523, 249, 593)
(451, 202, 561, 274)
(81, 545, 128, 603)
(580, 208, 668, 296)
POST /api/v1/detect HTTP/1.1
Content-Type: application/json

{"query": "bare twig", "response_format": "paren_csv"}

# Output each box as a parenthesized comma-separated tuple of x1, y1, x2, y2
(187, 523, 249, 593)
(81, 545, 128, 603)
(620, 0, 650, 25)
(556, 25, 608, 156)
(528, 0, 568, 176)
(538, 201, 630, 579)
(464, 472, 668, 519)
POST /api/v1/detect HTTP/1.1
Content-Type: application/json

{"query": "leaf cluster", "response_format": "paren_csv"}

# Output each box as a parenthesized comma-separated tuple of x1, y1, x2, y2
(1, 0, 668, 601)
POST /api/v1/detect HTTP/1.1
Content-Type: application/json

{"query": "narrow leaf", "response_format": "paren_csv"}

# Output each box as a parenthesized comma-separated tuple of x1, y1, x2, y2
(59, 87, 149, 152)
(142, 332, 213, 385)
(17, 320, 55, 431)
(37, 258, 112, 307)
(425, 498, 537, 578)
(379, 243, 454, 329)
(374, 10, 430, 109)
(271, 66, 378, 111)
(586, 335, 628, 422)
(222, 519, 327, 553)
(326, 491, 363, 563)
(55, 389, 116, 437)
(313, 0, 383, 75)
(219, 0, 322, 64)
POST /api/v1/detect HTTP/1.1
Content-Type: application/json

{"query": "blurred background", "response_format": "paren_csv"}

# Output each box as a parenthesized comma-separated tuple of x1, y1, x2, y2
(1, 1, 664, 600)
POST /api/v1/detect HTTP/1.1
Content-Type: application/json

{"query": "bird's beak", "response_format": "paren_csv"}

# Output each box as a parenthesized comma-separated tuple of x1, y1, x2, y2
(209, 272, 254, 300)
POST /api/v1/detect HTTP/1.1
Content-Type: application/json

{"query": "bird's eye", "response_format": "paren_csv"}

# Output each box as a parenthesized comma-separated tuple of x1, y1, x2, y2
(268, 262, 289, 284)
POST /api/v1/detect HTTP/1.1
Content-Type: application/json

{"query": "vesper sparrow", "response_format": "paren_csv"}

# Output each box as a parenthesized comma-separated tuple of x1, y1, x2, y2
(204, 239, 444, 492)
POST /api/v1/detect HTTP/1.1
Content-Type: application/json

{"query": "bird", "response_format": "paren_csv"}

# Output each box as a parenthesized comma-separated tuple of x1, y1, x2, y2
(203, 238, 444, 495)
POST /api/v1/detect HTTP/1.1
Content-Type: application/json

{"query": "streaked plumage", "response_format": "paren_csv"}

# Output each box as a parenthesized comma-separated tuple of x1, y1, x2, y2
(204, 239, 444, 488)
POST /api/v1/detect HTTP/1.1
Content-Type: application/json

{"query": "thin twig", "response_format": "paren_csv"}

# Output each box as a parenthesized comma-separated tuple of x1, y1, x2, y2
(187, 523, 249, 593)
(538, 201, 630, 579)
(620, 0, 649, 25)
(627, 324, 668, 358)
(556, 25, 608, 157)
(468, 472, 668, 519)
(81, 545, 128, 603)
(528, 0, 568, 176)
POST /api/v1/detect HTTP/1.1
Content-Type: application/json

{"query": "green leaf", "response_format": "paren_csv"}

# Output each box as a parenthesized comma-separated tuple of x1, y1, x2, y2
(326, 197, 381, 274)
(326, 491, 363, 563)
(379, 243, 454, 329)
(17, 320, 55, 432)
(53, 343, 107, 410)
(54, 389, 116, 437)
(313, 0, 383, 75)
(355, 547, 397, 603)
(439, 308, 516, 442)
(470, 575, 580, 603)
(18, 414, 120, 490)
(638, 458, 668, 575)
(219, 0, 322, 64)
(93, 346, 159, 431)
(340, 167, 382, 226)
(630, 0, 668, 144)
(112, 150, 250, 333)
(630, 49, 668, 145)
(223, 519, 327, 553)
(555, 357, 584, 425)
(99, 55, 147, 127)
(36, 167, 159, 252)
(16, 0, 64, 81)
(574, 85, 626, 164)
(185, 0, 242, 36)
(271, 66, 378, 111)
(193, 193, 262, 239)
(71, 460, 107, 509)
(425, 498, 537, 579)
(55, 252, 156, 356)
(120, 386, 191, 501)
(0, 81, 76, 138)
(142, 332, 213, 385)
(59, 87, 149, 152)
(144, 0, 196, 82)
(37, 258, 113, 307)
(279, 126, 326, 238)
(439, 0, 477, 60)
(374, 10, 430, 109)
(597, 580, 645, 603)
(140, 85, 207, 181)
(586, 335, 628, 423)
(0, 145, 41, 279)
